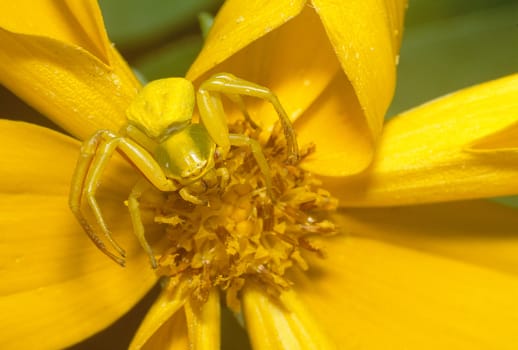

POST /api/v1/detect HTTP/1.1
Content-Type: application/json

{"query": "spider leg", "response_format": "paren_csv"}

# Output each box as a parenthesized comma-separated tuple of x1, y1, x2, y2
(228, 133, 272, 197)
(127, 179, 158, 268)
(70, 129, 179, 266)
(179, 187, 207, 205)
(225, 93, 260, 129)
(69, 130, 126, 266)
(82, 132, 129, 259)
(198, 73, 299, 164)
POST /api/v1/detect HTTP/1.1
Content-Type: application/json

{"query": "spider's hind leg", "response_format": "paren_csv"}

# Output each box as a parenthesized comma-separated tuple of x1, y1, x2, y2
(198, 73, 299, 164)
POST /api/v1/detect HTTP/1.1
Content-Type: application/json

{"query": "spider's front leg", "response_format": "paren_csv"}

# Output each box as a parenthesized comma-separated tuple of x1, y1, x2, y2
(228, 134, 272, 197)
(197, 73, 299, 164)
(69, 129, 179, 266)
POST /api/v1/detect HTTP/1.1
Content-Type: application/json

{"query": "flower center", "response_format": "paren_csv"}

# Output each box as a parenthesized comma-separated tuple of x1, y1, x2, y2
(153, 121, 337, 309)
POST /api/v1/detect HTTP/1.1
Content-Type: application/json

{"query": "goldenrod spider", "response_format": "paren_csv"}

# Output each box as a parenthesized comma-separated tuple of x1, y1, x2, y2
(69, 73, 299, 268)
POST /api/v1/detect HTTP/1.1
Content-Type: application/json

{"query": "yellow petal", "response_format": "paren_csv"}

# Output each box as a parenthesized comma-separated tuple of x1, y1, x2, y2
(135, 290, 235, 349)
(335, 200, 518, 277)
(0, 2, 140, 141)
(311, 0, 407, 138)
(141, 309, 189, 350)
(469, 120, 518, 151)
(0, 121, 157, 349)
(187, 0, 307, 83)
(296, 74, 373, 175)
(0, 0, 109, 61)
(242, 283, 336, 349)
(130, 284, 189, 349)
(188, 0, 407, 175)
(293, 233, 518, 349)
(326, 73, 518, 206)
(189, 4, 339, 130)
(184, 288, 221, 350)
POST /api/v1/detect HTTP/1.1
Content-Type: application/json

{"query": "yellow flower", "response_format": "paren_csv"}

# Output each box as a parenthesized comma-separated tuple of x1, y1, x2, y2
(2, 1, 518, 349)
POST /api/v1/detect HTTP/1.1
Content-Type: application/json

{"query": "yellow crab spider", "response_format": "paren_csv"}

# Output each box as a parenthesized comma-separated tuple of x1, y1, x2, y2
(69, 73, 299, 268)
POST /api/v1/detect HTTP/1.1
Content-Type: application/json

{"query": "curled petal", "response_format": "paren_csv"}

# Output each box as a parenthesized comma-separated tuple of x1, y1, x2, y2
(296, 74, 373, 175)
(0, 0, 110, 61)
(0, 1, 140, 140)
(132, 288, 229, 349)
(326, 74, 518, 206)
(130, 284, 189, 349)
(140, 310, 189, 350)
(188, 0, 407, 175)
(242, 283, 336, 349)
(187, 0, 307, 83)
(311, 0, 407, 138)
(189, 4, 340, 130)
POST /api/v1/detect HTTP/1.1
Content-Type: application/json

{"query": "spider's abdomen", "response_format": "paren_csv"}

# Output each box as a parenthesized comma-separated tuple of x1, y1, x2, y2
(154, 124, 216, 182)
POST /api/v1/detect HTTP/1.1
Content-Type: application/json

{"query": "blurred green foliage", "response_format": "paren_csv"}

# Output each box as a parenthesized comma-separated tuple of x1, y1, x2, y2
(99, 0, 223, 51)
(98, 0, 223, 79)
(132, 35, 204, 82)
(404, 0, 516, 26)
(198, 12, 216, 39)
(389, 0, 518, 116)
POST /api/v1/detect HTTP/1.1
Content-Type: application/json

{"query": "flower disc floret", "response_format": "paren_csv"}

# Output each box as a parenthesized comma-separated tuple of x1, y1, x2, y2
(154, 121, 338, 309)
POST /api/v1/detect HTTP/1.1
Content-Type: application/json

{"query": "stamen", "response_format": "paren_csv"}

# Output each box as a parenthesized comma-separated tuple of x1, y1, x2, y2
(153, 120, 337, 310)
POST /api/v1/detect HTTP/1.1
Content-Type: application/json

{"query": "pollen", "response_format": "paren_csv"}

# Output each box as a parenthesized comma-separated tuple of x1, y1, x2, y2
(153, 120, 338, 310)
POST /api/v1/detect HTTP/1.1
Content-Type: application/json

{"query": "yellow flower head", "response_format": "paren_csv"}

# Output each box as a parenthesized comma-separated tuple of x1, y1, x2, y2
(2, 1, 518, 350)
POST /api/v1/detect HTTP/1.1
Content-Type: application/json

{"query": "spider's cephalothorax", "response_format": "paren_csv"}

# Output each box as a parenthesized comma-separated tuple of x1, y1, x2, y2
(69, 73, 299, 267)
